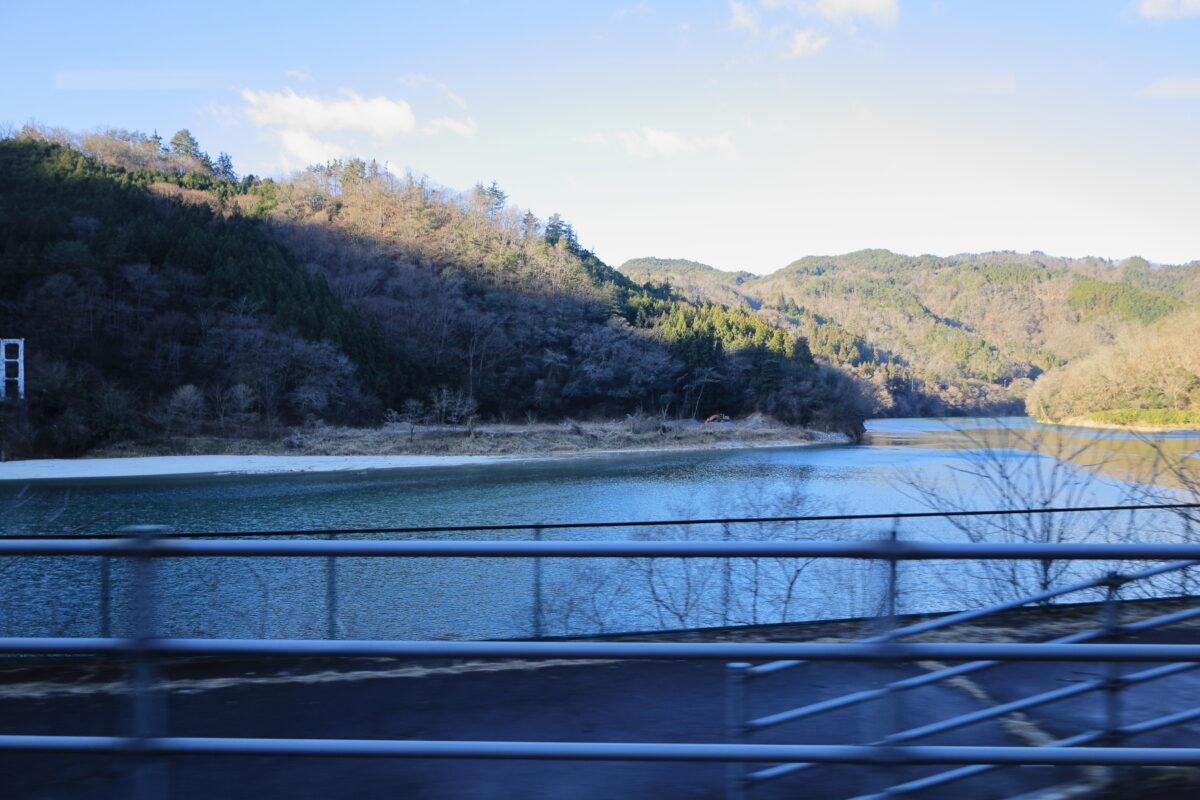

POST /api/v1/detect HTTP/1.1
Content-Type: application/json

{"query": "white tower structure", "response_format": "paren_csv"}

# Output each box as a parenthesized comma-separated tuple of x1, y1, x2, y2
(1, 339, 24, 400)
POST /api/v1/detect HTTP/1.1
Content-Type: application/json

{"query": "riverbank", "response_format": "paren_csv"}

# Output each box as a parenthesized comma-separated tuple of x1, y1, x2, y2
(0, 419, 850, 481)
(1044, 415, 1200, 434)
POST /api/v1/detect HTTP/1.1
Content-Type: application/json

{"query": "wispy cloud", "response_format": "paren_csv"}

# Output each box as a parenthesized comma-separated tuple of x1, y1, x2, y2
(285, 70, 314, 82)
(399, 73, 468, 110)
(614, 127, 737, 159)
(734, 0, 898, 60)
(201, 100, 241, 124)
(420, 116, 478, 137)
(783, 28, 831, 58)
(1139, 75, 1200, 97)
(1136, 0, 1200, 19)
(612, 2, 650, 22)
(763, 0, 900, 27)
(729, 1, 761, 33)
(54, 69, 227, 91)
(579, 127, 736, 158)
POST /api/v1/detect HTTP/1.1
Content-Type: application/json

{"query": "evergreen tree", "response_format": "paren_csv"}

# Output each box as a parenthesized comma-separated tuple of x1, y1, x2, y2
(170, 129, 201, 158)
(214, 152, 236, 181)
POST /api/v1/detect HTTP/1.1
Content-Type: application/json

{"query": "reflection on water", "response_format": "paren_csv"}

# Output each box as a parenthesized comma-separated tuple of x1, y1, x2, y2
(867, 416, 1200, 490)
(1, 417, 1197, 639)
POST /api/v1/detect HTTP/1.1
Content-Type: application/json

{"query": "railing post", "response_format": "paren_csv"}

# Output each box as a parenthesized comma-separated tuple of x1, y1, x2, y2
(874, 522, 903, 793)
(726, 661, 751, 800)
(99, 555, 111, 638)
(532, 527, 544, 638)
(722, 523, 733, 627)
(325, 531, 338, 640)
(1102, 571, 1125, 740)
(124, 524, 167, 800)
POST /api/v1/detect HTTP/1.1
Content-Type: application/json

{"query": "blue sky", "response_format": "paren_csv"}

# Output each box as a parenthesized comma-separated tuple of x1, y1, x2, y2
(3, 0, 1199, 272)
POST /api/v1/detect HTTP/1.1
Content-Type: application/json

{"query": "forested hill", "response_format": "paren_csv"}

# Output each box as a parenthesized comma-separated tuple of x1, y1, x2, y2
(1027, 306, 1200, 427)
(621, 257, 756, 308)
(620, 251, 1200, 417)
(0, 128, 868, 458)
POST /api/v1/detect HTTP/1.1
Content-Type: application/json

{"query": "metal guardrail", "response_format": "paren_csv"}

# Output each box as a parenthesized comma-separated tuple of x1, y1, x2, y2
(2, 510, 1200, 800)
(728, 559, 1200, 798)
(9, 538, 1200, 558)
(4, 501, 1197, 539)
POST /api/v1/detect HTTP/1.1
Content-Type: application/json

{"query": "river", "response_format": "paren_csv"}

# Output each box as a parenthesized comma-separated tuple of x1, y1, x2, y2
(2, 417, 1197, 640)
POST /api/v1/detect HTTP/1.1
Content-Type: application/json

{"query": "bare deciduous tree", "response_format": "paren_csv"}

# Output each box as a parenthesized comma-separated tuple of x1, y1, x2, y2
(165, 384, 205, 435)
(900, 420, 1138, 606)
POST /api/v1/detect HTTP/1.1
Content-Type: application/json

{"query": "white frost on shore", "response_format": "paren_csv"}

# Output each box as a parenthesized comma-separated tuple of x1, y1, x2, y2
(0, 454, 522, 482)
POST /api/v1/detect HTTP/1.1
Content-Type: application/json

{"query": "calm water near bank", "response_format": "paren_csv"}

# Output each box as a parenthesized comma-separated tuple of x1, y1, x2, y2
(2, 417, 1197, 639)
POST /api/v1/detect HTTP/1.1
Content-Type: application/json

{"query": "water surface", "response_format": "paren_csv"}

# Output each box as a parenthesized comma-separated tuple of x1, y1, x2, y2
(2, 417, 1196, 639)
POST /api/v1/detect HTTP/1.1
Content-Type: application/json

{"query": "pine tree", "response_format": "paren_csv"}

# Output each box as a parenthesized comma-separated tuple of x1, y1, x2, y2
(214, 152, 236, 181)
(169, 129, 201, 158)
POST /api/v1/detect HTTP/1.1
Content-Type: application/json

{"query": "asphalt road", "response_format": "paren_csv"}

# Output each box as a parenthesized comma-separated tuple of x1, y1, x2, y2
(0, 651, 1104, 800)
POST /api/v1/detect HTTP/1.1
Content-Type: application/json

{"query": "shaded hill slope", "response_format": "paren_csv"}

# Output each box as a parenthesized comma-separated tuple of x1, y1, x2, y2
(0, 129, 868, 457)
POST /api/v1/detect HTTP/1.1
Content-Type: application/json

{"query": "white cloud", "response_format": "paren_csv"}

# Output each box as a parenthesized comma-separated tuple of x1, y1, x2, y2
(783, 28, 831, 58)
(763, 0, 900, 26)
(240, 85, 475, 170)
(729, 1, 760, 33)
(1137, 0, 1200, 19)
(285, 70, 314, 82)
(241, 87, 478, 140)
(277, 129, 348, 167)
(615, 127, 737, 158)
(812, 0, 899, 25)
(1139, 75, 1200, 97)
(242, 88, 418, 137)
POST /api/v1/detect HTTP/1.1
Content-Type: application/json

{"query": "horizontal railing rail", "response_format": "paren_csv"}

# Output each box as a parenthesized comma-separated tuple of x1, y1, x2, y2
(1, 502, 1195, 539)
(7, 638, 1200, 662)
(5, 537, 1200, 558)
(2, 736, 1200, 766)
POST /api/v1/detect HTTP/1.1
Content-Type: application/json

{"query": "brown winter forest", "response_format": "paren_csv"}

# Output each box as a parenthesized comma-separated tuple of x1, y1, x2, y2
(1, 125, 1198, 458)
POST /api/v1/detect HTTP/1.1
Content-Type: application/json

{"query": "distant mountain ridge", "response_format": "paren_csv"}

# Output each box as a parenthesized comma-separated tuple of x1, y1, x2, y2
(620, 250, 1200, 417)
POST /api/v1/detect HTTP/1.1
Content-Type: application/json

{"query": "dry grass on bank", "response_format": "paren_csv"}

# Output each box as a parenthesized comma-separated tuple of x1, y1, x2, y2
(89, 417, 848, 459)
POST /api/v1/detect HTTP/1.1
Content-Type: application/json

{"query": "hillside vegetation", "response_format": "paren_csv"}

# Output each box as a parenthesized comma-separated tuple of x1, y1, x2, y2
(621, 250, 1200, 418)
(0, 127, 868, 458)
(1027, 307, 1200, 426)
